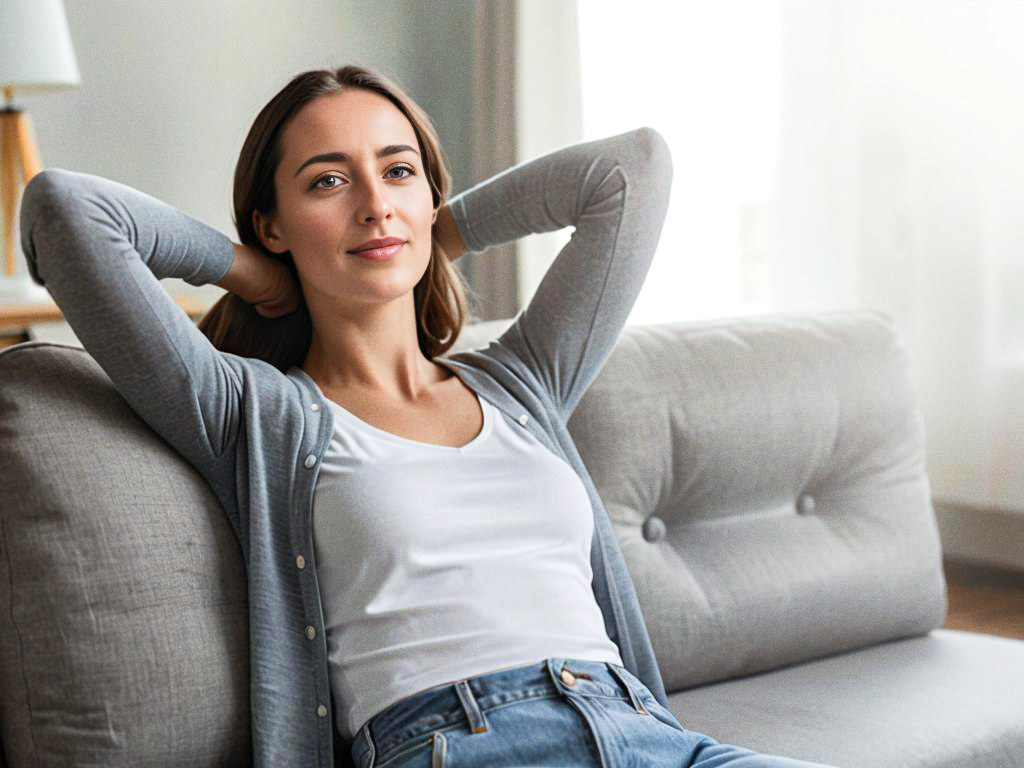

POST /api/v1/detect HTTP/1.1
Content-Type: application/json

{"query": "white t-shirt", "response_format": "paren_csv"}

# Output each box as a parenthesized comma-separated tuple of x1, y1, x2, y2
(311, 390, 623, 740)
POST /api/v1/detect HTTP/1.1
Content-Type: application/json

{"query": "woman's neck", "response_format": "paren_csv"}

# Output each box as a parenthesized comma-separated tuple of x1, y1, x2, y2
(301, 306, 445, 404)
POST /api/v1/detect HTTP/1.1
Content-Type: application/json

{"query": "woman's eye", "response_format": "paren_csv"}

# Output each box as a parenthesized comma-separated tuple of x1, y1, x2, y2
(313, 174, 342, 190)
(387, 165, 414, 179)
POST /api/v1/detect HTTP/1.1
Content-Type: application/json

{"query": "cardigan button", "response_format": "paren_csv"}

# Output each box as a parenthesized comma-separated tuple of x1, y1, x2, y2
(305, 625, 317, 640)
(310, 403, 320, 412)
(518, 413, 529, 426)
(295, 554, 306, 570)
(317, 704, 328, 718)
(304, 454, 317, 469)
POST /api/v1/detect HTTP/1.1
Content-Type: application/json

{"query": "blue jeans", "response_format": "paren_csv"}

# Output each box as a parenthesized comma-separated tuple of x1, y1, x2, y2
(350, 657, 837, 767)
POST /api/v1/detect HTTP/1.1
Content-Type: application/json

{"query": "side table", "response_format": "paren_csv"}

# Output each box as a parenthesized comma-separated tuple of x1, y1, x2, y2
(0, 293, 207, 350)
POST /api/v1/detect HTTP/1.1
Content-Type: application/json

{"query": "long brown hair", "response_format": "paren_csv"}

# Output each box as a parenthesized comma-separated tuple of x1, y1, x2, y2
(197, 65, 470, 372)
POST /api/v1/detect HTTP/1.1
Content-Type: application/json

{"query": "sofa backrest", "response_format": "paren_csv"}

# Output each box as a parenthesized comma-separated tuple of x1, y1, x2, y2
(564, 310, 947, 692)
(0, 310, 946, 765)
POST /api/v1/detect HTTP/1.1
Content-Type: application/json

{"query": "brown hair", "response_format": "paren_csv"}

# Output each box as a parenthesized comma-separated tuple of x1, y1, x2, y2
(197, 65, 470, 372)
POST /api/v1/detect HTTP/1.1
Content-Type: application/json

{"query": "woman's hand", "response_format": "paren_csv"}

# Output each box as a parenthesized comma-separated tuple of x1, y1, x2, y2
(250, 258, 301, 318)
(216, 243, 301, 318)
(433, 204, 467, 262)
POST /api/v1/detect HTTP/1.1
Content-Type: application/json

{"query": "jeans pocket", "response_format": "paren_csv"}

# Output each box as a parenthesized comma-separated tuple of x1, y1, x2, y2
(375, 730, 447, 768)
(610, 665, 688, 734)
(643, 696, 688, 733)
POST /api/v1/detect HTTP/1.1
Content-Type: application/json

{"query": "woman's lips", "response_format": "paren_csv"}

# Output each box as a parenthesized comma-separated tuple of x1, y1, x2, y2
(351, 243, 404, 261)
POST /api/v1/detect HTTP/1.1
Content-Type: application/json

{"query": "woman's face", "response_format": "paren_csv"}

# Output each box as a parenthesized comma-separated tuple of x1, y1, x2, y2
(257, 88, 435, 314)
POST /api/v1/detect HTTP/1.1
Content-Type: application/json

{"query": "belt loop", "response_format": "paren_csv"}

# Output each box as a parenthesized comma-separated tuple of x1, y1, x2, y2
(454, 680, 489, 734)
(606, 663, 649, 715)
(432, 730, 448, 767)
(357, 720, 376, 768)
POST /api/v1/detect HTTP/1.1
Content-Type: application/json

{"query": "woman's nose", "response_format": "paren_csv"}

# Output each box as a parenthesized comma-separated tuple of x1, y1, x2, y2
(355, 177, 394, 223)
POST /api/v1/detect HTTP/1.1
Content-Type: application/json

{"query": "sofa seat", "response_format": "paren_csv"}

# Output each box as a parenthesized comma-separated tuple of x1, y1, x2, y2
(668, 629, 1024, 768)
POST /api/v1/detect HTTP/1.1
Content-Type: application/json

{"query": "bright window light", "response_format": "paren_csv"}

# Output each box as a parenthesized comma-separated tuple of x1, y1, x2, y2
(578, 0, 784, 324)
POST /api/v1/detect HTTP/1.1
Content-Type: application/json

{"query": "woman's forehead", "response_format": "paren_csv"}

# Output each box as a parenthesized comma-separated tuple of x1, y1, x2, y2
(282, 89, 417, 159)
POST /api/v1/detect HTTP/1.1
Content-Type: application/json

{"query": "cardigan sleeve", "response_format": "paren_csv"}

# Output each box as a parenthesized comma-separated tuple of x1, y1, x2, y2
(446, 127, 673, 419)
(19, 169, 243, 469)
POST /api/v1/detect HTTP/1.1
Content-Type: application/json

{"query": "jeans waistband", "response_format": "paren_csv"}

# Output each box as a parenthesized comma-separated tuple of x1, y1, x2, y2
(353, 657, 650, 765)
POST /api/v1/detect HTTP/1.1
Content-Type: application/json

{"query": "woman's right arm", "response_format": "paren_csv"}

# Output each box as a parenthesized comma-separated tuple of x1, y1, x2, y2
(20, 169, 249, 474)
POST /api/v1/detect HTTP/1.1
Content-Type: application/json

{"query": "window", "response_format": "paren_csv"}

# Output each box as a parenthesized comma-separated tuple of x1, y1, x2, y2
(578, 0, 785, 325)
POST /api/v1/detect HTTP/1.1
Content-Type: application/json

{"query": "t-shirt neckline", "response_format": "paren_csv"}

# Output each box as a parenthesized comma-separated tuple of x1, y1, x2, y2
(324, 391, 493, 453)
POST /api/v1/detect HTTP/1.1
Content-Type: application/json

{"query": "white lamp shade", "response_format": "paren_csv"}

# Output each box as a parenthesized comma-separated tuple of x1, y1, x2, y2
(0, 0, 81, 93)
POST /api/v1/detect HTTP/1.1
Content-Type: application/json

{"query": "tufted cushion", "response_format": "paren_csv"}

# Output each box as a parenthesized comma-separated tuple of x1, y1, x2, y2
(566, 310, 947, 692)
(0, 343, 250, 767)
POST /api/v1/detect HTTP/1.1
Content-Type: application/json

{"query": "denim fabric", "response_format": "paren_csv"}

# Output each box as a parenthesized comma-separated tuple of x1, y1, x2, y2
(350, 658, 838, 768)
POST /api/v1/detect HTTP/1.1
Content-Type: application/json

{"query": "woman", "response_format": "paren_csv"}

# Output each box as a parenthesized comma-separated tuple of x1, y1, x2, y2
(21, 65, 835, 768)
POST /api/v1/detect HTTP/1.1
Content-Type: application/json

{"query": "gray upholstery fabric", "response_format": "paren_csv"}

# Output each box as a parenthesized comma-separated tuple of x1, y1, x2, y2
(567, 311, 948, 691)
(668, 629, 1024, 768)
(0, 343, 250, 767)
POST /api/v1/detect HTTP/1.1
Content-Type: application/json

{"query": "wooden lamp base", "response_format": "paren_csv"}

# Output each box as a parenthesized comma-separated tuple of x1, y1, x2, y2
(1, 84, 46, 303)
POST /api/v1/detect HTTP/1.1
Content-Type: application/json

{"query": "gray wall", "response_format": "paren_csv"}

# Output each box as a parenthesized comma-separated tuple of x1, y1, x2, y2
(15, 0, 485, 308)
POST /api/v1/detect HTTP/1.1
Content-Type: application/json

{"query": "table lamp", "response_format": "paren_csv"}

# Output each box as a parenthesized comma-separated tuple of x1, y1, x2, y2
(0, 0, 80, 305)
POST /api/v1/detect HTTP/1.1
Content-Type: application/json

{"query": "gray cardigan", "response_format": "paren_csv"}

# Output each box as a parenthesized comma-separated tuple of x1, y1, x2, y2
(19, 126, 673, 767)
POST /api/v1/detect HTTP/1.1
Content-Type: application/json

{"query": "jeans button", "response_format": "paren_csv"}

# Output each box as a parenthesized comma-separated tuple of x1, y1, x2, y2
(561, 668, 577, 686)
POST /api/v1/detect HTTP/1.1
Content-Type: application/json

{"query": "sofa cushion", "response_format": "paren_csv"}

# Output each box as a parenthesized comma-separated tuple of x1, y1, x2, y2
(567, 311, 947, 692)
(0, 343, 250, 767)
(667, 629, 1024, 768)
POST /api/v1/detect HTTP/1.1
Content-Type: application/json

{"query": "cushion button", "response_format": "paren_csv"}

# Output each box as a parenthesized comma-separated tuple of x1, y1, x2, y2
(642, 516, 666, 543)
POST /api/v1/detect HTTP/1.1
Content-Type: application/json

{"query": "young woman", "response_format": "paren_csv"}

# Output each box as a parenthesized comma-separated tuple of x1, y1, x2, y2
(21, 65, 836, 768)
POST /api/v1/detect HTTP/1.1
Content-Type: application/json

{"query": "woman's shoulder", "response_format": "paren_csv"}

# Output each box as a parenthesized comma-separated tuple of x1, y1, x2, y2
(219, 351, 318, 425)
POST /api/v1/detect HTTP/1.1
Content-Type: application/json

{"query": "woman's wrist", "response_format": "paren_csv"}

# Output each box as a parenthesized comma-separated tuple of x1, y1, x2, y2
(215, 244, 273, 300)
(434, 204, 467, 262)
(216, 243, 299, 318)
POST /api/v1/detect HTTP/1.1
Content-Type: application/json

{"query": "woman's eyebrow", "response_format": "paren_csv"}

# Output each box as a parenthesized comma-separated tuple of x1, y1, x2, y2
(293, 144, 420, 176)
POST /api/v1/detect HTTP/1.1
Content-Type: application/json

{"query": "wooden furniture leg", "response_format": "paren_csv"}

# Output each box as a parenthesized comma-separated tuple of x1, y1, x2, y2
(1, 105, 43, 277)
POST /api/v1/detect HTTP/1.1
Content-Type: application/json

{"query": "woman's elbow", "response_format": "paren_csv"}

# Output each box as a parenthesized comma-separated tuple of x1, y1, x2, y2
(632, 126, 674, 185)
(21, 168, 77, 228)
(19, 168, 79, 284)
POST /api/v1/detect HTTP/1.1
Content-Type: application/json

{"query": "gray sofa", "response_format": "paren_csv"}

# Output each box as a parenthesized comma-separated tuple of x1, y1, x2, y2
(2, 310, 1023, 767)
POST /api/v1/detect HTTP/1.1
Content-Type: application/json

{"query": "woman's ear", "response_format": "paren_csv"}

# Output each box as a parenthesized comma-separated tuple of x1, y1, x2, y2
(252, 209, 289, 254)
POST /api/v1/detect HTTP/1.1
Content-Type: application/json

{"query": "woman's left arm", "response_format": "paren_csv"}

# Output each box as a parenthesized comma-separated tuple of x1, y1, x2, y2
(444, 127, 673, 419)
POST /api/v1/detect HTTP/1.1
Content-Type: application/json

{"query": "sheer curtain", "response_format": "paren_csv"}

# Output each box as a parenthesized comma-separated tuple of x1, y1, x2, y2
(566, 0, 1024, 551)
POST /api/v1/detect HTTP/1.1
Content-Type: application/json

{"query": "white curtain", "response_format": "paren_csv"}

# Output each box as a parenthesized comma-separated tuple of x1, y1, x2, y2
(766, 1, 1024, 517)
(546, 0, 1024, 516)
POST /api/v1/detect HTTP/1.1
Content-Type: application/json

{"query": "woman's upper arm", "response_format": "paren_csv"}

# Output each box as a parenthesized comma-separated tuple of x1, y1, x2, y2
(19, 168, 244, 467)
(448, 127, 673, 418)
